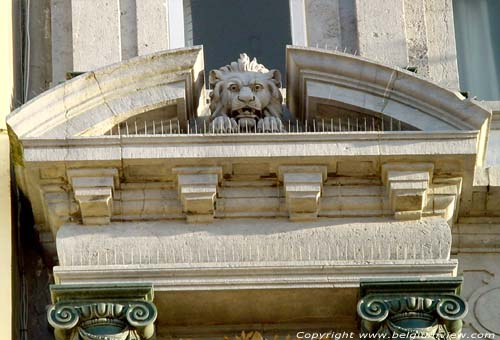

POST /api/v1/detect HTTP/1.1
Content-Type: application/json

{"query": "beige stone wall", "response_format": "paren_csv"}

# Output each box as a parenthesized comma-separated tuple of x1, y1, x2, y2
(305, 0, 460, 89)
(52, 0, 172, 83)
(0, 0, 14, 338)
(46, 0, 462, 90)
(455, 250, 500, 336)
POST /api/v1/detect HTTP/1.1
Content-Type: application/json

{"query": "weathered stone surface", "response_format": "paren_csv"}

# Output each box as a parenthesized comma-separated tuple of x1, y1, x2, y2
(25, 0, 52, 99)
(71, 0, 121, 71)
(403, 0, 430, 75)
(305, 0, 341, 49)
(119, 0, 138, 59)
(136, 0, 169, 56)
(424, 0, 459, 89)
(355, 0, 408, 66)
(51, 0, 73, 85)
(454, 253, 500, 337)
(55, 217, 454, 268)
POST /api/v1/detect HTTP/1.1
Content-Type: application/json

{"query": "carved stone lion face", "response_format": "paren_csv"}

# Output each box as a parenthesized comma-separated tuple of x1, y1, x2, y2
(209, 54, 283, 127)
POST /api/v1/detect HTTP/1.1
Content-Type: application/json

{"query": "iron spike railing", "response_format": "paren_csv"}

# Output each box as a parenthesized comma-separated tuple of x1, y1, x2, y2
(105, 116, 416, 136)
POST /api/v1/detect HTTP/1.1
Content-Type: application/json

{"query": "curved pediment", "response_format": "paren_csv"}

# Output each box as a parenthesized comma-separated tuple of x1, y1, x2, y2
(7, 46, 206, 139)
(8, 45, 490, 141)
(286, 46, 490, 133)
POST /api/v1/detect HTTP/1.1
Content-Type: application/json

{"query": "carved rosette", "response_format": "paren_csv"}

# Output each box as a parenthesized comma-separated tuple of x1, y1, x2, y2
(48, 284, 157, 340)
(357, 279, 468, 340)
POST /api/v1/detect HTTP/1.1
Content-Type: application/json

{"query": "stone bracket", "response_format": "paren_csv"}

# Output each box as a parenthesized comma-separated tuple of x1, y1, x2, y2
(428, 177, 462, 223)
(67, 168, 119, 225)
(382, 163, 434, 220)
(48, 283, 157, 340)
(278, 166, 327, 221)
(173, 166, 222, 223)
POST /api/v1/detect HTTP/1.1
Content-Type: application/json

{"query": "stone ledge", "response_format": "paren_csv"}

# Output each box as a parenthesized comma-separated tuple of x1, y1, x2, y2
(54, 261, 458, 290)
(18, 131, 480, 164)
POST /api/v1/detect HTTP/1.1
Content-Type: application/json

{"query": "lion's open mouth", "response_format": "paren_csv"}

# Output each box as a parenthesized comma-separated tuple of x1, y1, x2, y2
(231, 107, 262, 121)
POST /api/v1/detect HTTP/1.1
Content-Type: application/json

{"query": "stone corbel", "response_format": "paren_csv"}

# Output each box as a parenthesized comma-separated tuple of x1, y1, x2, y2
(278, 166, 327, 221)
(357, 278, 468, 340)
(173, 166, 222, 223)
(382, 163, 434, 220)
(47, 283, 157, 340)
(428, 177, 462, 224)
(67, 168, 119, 225)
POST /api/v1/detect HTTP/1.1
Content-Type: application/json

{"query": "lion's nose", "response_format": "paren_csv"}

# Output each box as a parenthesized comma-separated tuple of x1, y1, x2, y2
(237, 87, 255, 103)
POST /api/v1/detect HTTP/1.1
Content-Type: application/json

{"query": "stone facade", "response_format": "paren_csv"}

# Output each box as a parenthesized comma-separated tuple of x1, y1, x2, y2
(5, 1, 500, 339)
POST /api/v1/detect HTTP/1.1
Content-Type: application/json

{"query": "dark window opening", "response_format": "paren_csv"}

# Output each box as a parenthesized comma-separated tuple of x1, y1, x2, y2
(453, 0, 500, 100)
(191, 0, 292, 76)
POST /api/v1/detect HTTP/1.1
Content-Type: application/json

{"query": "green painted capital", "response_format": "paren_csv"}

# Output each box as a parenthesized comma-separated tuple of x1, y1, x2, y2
(357, 278, 468, 340)
(47, 283, 157, 340)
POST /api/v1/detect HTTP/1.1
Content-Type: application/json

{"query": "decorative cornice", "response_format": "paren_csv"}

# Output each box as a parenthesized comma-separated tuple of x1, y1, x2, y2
(54, 260, 458, 292)
(48, 284, 157, 340)
(357, 278, 467, 340)
(17, 131, 480, 164)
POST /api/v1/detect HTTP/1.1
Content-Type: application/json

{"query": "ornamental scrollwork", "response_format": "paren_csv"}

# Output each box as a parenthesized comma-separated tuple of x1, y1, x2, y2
(48, 301, 157, 340)
(358, 294, 468, 340)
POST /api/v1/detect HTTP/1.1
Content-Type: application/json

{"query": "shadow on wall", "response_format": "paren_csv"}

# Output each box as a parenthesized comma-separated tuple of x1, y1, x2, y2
(14, 191, 53, 340)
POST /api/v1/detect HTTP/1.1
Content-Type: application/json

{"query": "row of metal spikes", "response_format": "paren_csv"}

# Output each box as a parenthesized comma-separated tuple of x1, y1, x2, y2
(105, 116, 409, 136)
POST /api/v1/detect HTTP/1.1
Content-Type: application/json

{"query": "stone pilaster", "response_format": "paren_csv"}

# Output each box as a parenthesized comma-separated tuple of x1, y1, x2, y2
(357, 278, 468, 340)
(47, 283, 157, 340)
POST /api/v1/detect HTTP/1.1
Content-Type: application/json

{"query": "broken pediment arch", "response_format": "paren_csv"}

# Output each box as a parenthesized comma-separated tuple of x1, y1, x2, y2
(286, 46, 490, 134)
(7, 46, 206, 139)
(5, 44, 492, 263)
(7, 45, 490, 141)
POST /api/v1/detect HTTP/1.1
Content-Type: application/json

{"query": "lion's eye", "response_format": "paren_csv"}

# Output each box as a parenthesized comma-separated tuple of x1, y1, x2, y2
(229, 84, 239, 92)
(253, 84, 263, 91)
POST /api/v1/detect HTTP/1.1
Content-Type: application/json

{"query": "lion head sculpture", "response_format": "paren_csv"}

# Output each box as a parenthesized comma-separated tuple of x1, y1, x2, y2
(208, 54, 284, 133)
